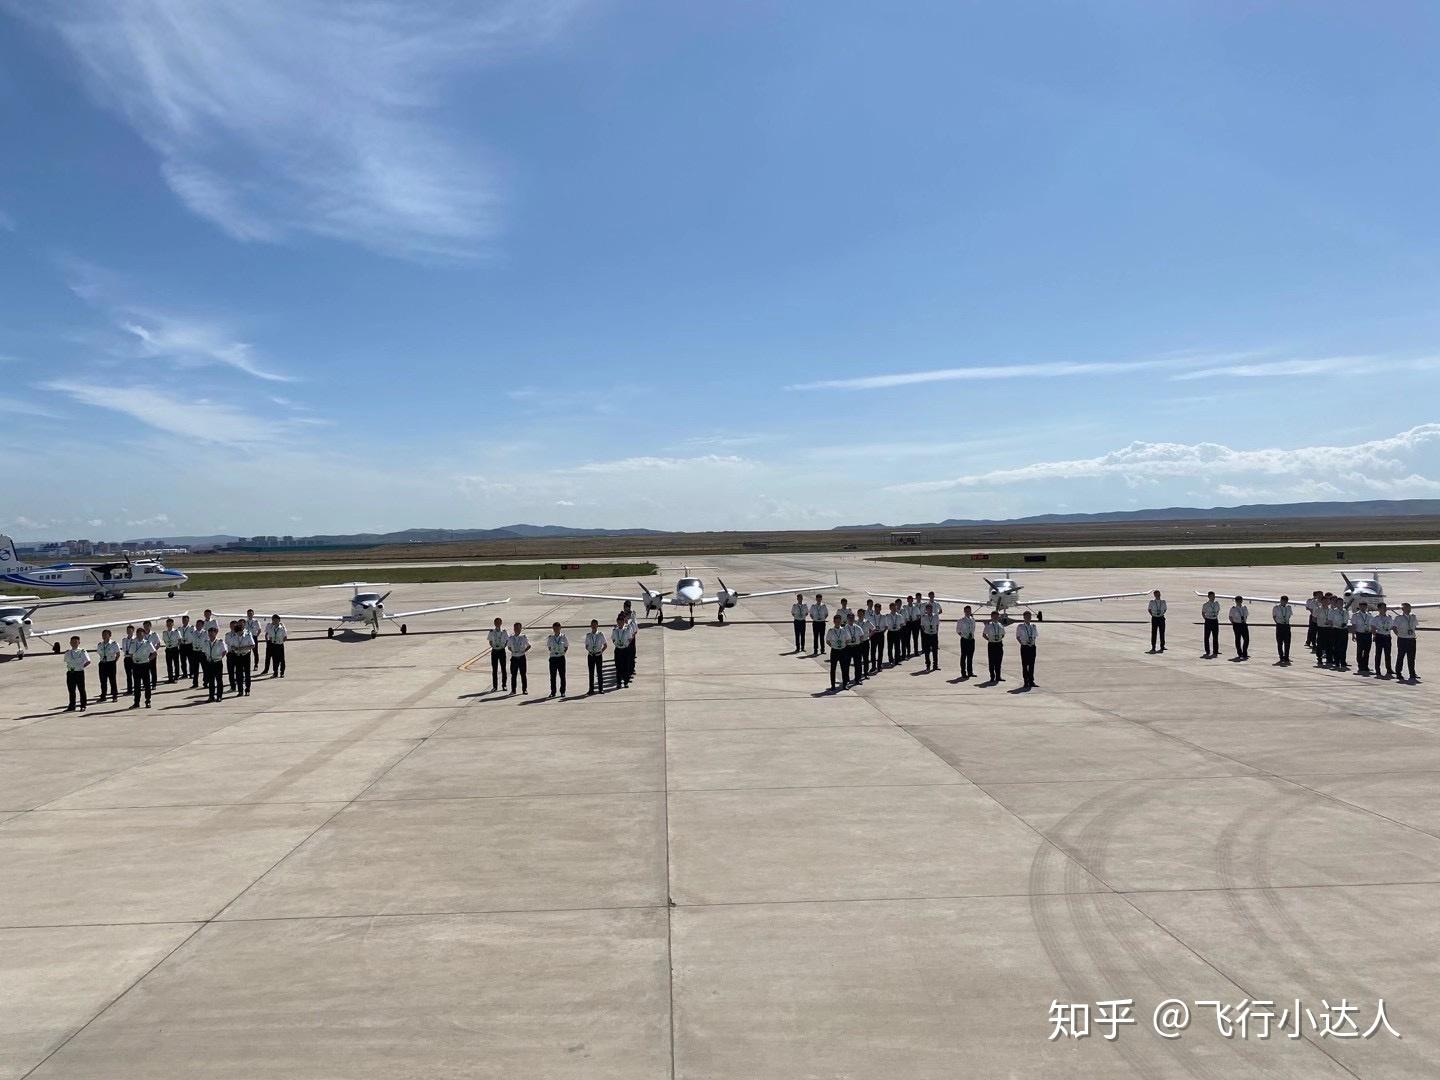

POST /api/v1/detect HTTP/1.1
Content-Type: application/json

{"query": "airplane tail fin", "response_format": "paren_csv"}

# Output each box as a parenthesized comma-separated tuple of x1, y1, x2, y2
(0, 534, 17, 567)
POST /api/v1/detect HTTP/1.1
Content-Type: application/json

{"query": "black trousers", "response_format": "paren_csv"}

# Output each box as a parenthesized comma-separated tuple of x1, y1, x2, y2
(176, 643, 189, 676)
(490, 649, 508, 689)
(234, 653, 252, 694)
(165, 647, 180, 681)
(1232, 623, 1249, 658)
(549, 655, 566, 695)
(830, 649, 849, 688)
(66, 670, 88, 708)
(1020, 643, 1036, 685)
(1203, 619, 1219, 656)
(910, 621, 921, 650)
(851, 644, 865, 681)
(921, 631, 939, 669)
(207, 659, 224, 700)
(986, 640, 1004, 681)
(268, 643, 286, 676)
(1150, 616, 1166, 651)
(1274, 624, 1291, 663)
(123, 656, 134, 693)
(871, 634, 884, 669)
(1373, 634, 1393, 675)
(132, 662, 153, 705)
(617, 645, 635, 686)
(1397, 638, 1417, 680)
(887, 630, 900, 665)
(98, 660, 118, 699)
(812, 621, 826, 653)
(1355, 632, 1372, 671)
(1335, 629, 1349, 667)
(191, 649, 203, 687)
(793, 620, 806, 650)
(587, 652, 604, 692)
(226, 653, 238, 691)
(959, 637, 975, 677)
(1305, 616, 1317, 649)
(510, 655, 528, 692)
(149, 655, 158, 686)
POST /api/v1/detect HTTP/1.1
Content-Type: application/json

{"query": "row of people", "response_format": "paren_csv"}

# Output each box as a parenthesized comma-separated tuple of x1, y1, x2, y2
(791, 592, 945, 656)
(59, 607, 290, 710)
(482, 609, 642, 697)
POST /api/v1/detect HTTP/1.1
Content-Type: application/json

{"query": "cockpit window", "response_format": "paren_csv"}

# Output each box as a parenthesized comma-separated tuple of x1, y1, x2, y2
(679, 578, 700, 588)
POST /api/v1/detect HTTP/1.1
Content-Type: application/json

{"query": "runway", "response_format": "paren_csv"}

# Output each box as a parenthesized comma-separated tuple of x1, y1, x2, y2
(2, 553, 1437, 1078)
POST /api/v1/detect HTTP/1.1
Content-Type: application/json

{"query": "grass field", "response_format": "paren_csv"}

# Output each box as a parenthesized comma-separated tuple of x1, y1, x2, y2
(873, 544, 1440, 571)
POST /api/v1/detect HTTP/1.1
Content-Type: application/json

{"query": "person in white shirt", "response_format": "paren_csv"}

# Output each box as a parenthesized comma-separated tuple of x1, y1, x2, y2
(63, 635, 90, 711)
(121, 625, 137, 695)
(95, 628, 121, 701)
(140, 621, 161, 688)
(885, 602, 901, 667)
(791, 594, 809, 653)
(846, 611, 867, 684)
(177, 614, 195, 681)
(1271, 595, 1293, 665)
(809, 594, 829, 655)
(869, 604, 886, 673)
(265, 615, 288, 678)
(955, 606, 977, 679)
(244, 609, 266, 674)
(204, 626, 226, 702)
(545, 621, 568, 698)
(620, 603, 640, 680)
(194, 610, 219, 689)
(1351, 602, 1374, 676)
(1015, 611, 1038, 688)
(228, 620, 257, 696)
(982, 611, 1006, 682)
(1147, 590, 1167, 653)
(507, 621, 531, 694)
(486, 617, 510, 692)
(1394, 603, 1420, 682)
(920, 603, 942, 672)
(162, 618, 182, 683)
(612, 614, 636, 688)
(584, 619, 608, 695)
(130, 625, 157, 708)
(909, 593, 924, 655)
(1304, 590, 1324, 652)
(1370, 603, 1395, 679)
(1200, 593, 1221, 658)
(1328, 596, 1350, 671)
(926, 592, 944, 619)
(1228, 596, 1250, 661)
(826, 614, 850, 690)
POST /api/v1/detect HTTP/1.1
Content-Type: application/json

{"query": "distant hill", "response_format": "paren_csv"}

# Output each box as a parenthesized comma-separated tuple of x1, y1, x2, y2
(212, 525, 666, 549)
(838, 499, 1440, 530)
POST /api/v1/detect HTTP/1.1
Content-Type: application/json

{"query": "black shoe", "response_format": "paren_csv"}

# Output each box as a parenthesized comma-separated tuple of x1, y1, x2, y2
(66, 705, 76, 712)
(129, 703, 140, 710)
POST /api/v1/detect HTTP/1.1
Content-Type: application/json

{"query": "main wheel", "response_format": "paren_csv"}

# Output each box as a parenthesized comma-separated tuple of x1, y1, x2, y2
(327, 628, 335, 639)
(168, 590, 176, 598)
(93, 592, 105, 601)
(370, 629, 378, 638)
(52, 642, 60, 653)
(400, 624, 408, 634)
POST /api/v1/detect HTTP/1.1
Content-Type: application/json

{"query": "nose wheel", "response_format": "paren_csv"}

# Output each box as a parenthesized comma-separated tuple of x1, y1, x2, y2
(327, 628, 335, 638)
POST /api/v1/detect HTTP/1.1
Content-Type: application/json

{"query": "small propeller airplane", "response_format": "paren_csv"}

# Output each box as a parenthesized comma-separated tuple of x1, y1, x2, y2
(219, 582, 510, 639)
(871, 569, 1143, 620)
(0, 594, 188, 657)
(1196, 568, 1440, 613)
(0, 534, 188, 599)
(540, 567, 839, 624)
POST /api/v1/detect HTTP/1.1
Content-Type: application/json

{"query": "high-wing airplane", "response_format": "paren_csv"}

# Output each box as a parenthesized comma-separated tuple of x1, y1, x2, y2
(871, 570, 1143, 620)
(540, 567, 839, 624)
(220, 582, 510, 638)
(1196, 569, 1440, 613)
(0, 594, 188, 657)
(0, 534, 188, 599)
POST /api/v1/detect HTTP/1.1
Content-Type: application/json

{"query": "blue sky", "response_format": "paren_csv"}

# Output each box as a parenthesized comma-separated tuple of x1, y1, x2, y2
(3, 1, 1440, 540)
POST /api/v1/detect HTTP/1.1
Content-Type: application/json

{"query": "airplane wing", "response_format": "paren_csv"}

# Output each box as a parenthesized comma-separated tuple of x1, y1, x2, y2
(733, 583, 834, 601)
(387, 598, 511, 619)
(32, 611, 190, 638)
(1192, 591, 1290, 606)
(215, 610, 345, 622)
(538, 579, 669, 604)
(1394, 600, 1440, 609)
(1023, 591, 1147, 605)
(868, 590, 990, 607)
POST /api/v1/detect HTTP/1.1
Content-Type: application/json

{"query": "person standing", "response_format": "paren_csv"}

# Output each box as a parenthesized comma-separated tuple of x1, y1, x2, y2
(849, 611, 868, 683)
(95, 628, 120, 702)
(955, 606, 977, 679)
(265, 615, 288, 678)
(140, 621, 161, 688)
(584, 619, 608, 694)
(1351, 602, 1373, 676)
(189, 616, 207, 688)
(245, 610, 265, 675)
(1201, 592, 1221, 659)
(621, 603, 640, 678)
(886, 601, 901, 666)
(507, 621, 530, 694)
(121, 625, 136, 696)
(1015, 611, 1038, 688)
(232, 620, 255, 696)
(162, 618, 182, 683)
(1228, 596, 1250, 661)
(1315, 597, 1335, 669)
(1394, 603, 1419, 683)
(1371, 603, 1395, 679)
(920, 602, 941, 672)
(1305, 590, 1323, 651)
(909, 593, 923, 656)
(834, 597, 851, 636)
(203, 626, 226, 702)
(869, 604, 885, 674)
(791, 594, 809, 653)
(130, 625, 156, 708)
(827, 613, 849, 690)
(982, 611, 1006, 683)
(545, 621, 568, 697)
(63, 635, 90, 711)
(1147, 591, 1167, 653)
(487, 617, 509, 692)
(177, 614, 195, 680)
(1331, 599, 1351, 671)
(926, 592, 944, 618)
(224, 622, 241, 693)
(809, 594, 829, 654)
(613, 613, 637, 687)
(1271, 595, 1293, 666)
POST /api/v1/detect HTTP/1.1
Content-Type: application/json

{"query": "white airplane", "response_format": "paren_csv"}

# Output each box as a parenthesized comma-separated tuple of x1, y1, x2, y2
(871, 570, 1143, 620)
(1196, 569, 1440, 613)
(0, 594, 187, 657)
(219, 582, 511, 639)
(0, 534, 188, 599)
(540, 567, 839, 624)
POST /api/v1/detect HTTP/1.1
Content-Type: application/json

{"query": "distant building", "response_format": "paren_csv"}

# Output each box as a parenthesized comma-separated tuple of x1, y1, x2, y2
(889, 531, 924, 546)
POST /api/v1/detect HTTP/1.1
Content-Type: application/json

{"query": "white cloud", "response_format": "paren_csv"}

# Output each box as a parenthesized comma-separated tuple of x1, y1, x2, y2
(0, 395, 64, 419)
(889, 424, 1440, 496)
(572, 454, 753, 474)
(0, 208, 15, 231)
(45, 380, 293, 446)
(119, 312, 293, 382)
(1173, 355, 1440, 381)
(21, 0, 584, 258)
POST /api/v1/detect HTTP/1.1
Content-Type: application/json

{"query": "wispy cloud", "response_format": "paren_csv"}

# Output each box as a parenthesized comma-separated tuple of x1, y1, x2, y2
(1173, 355, 1440, 380)
(19, 1, 585, 258)
(0, 208, 15, 231)
(45, 380, 292, 446)
(0, 395, 64, 420)
(571, 454, 754, 474)
(889, 424, 1440, 495)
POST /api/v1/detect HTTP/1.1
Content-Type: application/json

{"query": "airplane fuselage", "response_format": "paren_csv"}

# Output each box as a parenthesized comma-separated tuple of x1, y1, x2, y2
(0, 606, 34, 650)
(0, 560, 187, 599)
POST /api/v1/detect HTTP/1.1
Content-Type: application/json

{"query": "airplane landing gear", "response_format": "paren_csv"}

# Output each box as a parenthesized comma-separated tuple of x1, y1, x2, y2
(327, 628, 335, 638)
(168, 590, 176, 598)
(370, 628, 378, 638)
(689, 604, 696, 626)
(52, 642, 60, 653)
(717, 610, 725, 624)
(400, 624, 408, 634)
(93, 592, 105, 601)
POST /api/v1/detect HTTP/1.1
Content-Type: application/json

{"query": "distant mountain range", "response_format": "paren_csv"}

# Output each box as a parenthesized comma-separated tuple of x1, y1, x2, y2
(837, 499, 1440, 530)
(185, 524, 664, 548)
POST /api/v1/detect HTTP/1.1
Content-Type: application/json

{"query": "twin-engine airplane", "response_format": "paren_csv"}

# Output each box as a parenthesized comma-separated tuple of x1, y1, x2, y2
(220, 582, 510, 639)
(540, 567, 839, 624)
(1197, 569, 1440, 613)
(0, 594, 186, 657)
(871, 570, 1142, 619)
(0, 534, 187, 599)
